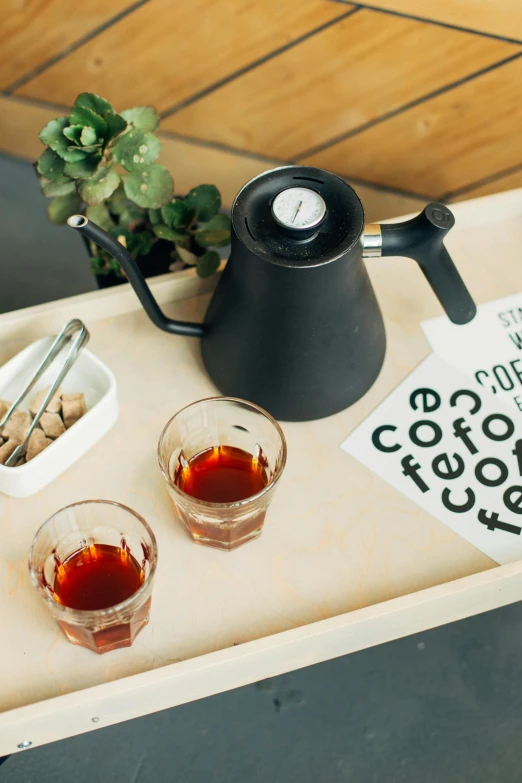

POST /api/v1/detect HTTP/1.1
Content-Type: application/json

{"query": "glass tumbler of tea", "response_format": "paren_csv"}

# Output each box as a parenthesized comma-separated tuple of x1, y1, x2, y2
(29, 500, 158, 654)
(158, 397, 287, 551)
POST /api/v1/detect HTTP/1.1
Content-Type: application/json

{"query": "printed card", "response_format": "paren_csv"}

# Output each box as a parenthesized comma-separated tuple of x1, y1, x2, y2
(422, 292, 522, 413)
(341, 354, 522, 564)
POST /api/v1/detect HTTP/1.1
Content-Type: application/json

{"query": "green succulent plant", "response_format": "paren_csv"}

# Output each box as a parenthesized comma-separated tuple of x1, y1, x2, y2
(36, 92, 230, 279)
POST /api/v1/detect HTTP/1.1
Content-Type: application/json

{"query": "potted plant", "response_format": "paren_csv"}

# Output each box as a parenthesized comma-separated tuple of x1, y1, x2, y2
(36, 92, 231, 286)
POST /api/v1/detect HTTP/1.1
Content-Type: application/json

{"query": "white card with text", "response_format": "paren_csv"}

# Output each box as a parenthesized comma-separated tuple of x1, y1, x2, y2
(421, 292, 522, 413)
(341, 354, 522, 564)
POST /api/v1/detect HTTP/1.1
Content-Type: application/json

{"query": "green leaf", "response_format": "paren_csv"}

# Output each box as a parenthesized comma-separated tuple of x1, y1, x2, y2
(109, 226, 133, 244)
(112, 130, 161, 171)
(153, 224, 187, 242)
(105, 112, 127, 142)
(39, 116, 68, 146)
(106, 227, 151, 259)
(131, 230, 154, 257)
(148, 208, 162, 226)
(70, 143, 102, 154)
(36, 149, 67, 182)
(108, 184, 131, 215)
(63, 124, 83, 143)
(47, 193, 82, 224)
(60, 147, 87, 162)
(78, 167, 120, 206)
(120, 106, 160, 132)
(73, 95, 126, 142)
(194, 213, 231, 248)
(118, 204, 147, 227)
(80, 126, 98, 146)
(90, 252, 124, 277)
(197, 250, 221, 278)
(183, 206, 198, 228)
(184, 185, 221, 223)
(64, 156, 101, 179)
(39, 117, 87, 162)
(73, 93, 125, 143)
(42, 179, 77, 197)
(161, 198, 196, 229)
(69, 105, 108, 137)
(107, 186, 147, 228)
(161, 200, 181, 228)
(86, 203, 115, 231)
(90, 255, 107, 275)
(74, 93, 116, 119)
(122, 163, 173, 209)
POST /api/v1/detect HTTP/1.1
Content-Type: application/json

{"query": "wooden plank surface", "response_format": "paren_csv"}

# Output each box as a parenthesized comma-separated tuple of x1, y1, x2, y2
(356, 0, 522, 42)
(451, 167, 522, 202)
(0, 95, 271, 208)
(165, 10, 516, 159)
(14, 0, 345, 111)
(0, 95, 427, 218)
(2, 0, 521, 201)
(0, 188, 521, 754)
(301, 54, 522, 198)
(0, 0, 136, 91)
(0, 96, 56, 161)
(157, 135, 273, 209)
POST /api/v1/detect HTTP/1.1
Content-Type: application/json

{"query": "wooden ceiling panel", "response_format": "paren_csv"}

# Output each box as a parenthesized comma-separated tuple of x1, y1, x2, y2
(0, 94, 273, 208)
(0, 95, 57, 161)
(301, 55, 522, 198)
(354, 0, 522, 42)
(15, 0, 345, 112)
(0, 0, 136, 91)
(450, 168, 522, 202)
(163, 10, 517, 160)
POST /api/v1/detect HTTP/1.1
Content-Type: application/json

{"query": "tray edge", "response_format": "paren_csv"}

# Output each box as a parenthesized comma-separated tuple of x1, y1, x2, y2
(1, 557, 521, 755)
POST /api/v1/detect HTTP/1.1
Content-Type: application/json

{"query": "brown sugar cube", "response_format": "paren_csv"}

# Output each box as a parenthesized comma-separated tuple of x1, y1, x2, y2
(26, 429, 52, 462)
(30, 386, 62, 416)
(2, 410, 31, 444)
(0, 400, 10, 423)
(0, 440, 17, 465)
(62, 394, 86, 429)
(39, 412, 66, 439)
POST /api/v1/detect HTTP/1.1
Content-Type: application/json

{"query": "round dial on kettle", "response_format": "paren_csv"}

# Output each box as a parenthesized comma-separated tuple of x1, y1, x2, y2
(271, 187, 326, 236)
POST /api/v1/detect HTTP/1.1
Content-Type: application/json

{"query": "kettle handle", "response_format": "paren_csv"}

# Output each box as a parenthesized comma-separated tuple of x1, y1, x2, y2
(363, 203, 476, 325)
(67, 216, 206, 337)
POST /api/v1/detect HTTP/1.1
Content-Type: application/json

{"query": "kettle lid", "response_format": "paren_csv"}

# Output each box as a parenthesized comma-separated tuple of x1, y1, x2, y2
(232, 166, 364, 267)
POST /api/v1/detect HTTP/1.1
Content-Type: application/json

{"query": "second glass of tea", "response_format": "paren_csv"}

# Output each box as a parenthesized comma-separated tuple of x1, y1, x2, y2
(29, 500, 157, 654)
(158, 397, 287, 550)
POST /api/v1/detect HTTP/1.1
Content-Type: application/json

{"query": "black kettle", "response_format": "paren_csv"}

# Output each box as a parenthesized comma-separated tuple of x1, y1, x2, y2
(69, 165, 476, 422)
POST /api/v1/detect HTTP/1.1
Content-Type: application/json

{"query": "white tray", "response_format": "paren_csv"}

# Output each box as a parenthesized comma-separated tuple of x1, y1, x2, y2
(1, 189, 522, 756)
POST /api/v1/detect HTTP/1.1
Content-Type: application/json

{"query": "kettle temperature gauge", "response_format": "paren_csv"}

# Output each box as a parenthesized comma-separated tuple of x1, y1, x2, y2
(271, 187, 327, 237)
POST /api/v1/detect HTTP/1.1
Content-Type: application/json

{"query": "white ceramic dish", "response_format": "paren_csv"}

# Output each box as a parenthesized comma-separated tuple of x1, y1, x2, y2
(0, 336, 118, 497)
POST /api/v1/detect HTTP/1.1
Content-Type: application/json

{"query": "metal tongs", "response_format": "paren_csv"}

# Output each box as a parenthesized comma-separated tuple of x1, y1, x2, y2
(0, 319, 90, 467)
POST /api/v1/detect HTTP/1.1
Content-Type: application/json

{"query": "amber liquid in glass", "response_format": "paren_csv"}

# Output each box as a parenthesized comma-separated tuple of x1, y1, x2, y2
(175, 445, 268, 502)
(53, 544, 149, 652)
(54, 543, 144, 610)
(174, 446, 269, 548)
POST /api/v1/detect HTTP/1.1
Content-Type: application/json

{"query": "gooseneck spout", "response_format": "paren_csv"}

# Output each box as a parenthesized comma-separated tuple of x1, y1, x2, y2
(67, 215, 206, 338)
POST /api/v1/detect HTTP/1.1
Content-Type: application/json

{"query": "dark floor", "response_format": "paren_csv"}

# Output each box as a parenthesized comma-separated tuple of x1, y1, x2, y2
(0, 154, 95, 314)
(4, 602, 522, 783)
(2, 153, 522, 783)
